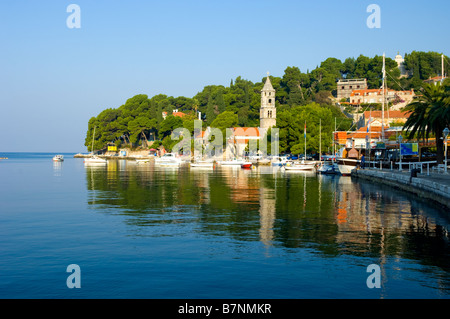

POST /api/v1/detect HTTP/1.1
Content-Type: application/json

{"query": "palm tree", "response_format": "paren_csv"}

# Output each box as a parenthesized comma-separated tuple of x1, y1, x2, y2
(403, 81, 450, 164)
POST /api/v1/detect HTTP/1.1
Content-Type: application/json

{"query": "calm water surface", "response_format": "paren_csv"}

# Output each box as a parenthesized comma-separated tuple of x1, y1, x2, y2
(0, 153, 449, 298)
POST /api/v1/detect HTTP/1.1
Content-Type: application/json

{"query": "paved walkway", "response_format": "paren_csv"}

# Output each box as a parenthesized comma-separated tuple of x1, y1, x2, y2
(352, 167, 450, 209)
(363, 167, 450, 186)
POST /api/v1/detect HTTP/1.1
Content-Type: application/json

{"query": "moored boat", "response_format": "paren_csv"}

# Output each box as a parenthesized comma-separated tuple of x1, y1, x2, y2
(241, 162, 252, 169)
(52, 155, 64, 162)
(318, 161, 339, 175)
(284, 161, 316, 171)
(84, 156, 107, 165)
(217, 159, 246, 166)
(337, 158, 358, 175)
(85, 126, 107, 165)
(155, 153, 182, 166)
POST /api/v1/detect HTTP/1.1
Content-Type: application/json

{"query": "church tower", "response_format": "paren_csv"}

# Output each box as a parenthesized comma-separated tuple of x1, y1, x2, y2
(260, 73, 276, 130)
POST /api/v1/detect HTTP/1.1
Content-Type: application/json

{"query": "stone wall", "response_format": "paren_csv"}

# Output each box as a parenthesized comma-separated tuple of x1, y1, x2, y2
(352, 169, 450, 209)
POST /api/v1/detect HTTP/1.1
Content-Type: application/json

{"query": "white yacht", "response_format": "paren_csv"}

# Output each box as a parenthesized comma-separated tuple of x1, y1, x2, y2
(284, 161, 316, 171)
(52, 155, 64, 162)
(155, 153, 182, 166)
(84, 155, 107, 165)
(217, 159, 246, 166)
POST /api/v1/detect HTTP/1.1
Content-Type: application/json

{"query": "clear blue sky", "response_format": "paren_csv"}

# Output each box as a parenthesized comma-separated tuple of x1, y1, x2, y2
(0, 0, 449, 152)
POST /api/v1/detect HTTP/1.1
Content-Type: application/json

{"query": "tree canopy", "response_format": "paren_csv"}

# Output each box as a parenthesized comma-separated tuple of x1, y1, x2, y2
(84, 51, 447, 153)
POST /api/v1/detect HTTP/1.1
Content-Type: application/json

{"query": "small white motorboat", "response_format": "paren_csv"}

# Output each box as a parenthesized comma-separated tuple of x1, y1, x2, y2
(284, 161, 316, 171)
(52, 155, 64, 162)
(84, 156, 107, 165)
(317, 161, 339, 175)
(155, 153, 181, 165)
(217, 159, 246, 166)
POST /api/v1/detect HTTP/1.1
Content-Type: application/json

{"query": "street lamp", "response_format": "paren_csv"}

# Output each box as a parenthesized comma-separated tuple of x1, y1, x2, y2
(444, 128, 449, 173)
(398, 134, 403, 171)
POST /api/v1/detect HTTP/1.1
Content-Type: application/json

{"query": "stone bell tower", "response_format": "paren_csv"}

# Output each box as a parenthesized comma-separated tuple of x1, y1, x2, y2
(260, 73, 276, 130)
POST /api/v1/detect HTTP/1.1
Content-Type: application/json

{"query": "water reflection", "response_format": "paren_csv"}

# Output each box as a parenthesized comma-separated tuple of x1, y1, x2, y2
(52, 161, 62, 176)
(85, 160, 450, 290)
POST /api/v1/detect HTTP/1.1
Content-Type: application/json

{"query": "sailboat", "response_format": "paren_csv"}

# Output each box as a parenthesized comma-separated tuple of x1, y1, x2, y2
(84, 126, 107, 165)
(284, 121, 316, 171)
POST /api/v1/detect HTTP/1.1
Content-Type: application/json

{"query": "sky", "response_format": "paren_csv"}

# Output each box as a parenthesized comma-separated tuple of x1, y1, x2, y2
(0, 0, 449, 152)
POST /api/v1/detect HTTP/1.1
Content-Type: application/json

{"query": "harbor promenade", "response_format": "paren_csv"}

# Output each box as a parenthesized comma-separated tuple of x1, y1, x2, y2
(351, 167, 450, 209)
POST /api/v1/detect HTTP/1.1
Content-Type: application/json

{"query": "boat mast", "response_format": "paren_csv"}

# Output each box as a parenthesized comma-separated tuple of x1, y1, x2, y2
(319, 118, 322, 162)
(381, 53, 386, 142)
(443, 54, 445, 81)
(369, 107, 372, 162)
(304, 120, 307, 160)
(333, 117, 336, 161)
(91, 126, 96, 154)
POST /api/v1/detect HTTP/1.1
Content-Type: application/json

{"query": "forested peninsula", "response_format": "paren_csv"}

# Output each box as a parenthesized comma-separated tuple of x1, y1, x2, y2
(85, 51, 448, 155)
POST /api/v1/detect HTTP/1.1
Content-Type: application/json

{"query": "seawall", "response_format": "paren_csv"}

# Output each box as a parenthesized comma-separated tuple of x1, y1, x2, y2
(351, 168, 450, 210)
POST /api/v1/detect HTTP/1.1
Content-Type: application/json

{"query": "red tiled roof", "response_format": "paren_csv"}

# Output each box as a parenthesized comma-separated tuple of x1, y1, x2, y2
(356, 126, 382, 132)
(172, 112, 186, 118)
(363, 110, 409, 118)
(424, 76, 446, 82)
(348, 132, 381, 139)
(233, 127, 260, 137)
(350, 89, 395, 96)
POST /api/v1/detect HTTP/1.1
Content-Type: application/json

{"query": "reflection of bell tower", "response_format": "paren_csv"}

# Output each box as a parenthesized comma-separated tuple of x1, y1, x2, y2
(260, 73, 276, 130)
(259, 186, 276, 247)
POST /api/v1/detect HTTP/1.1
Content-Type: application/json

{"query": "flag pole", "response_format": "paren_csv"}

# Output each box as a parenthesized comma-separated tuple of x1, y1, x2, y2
(304, 120, 307, 161)
(319, 118, 321, 163)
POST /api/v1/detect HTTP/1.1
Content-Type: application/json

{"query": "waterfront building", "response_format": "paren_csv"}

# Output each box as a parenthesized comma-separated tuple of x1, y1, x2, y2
(232, 127, 261, 157)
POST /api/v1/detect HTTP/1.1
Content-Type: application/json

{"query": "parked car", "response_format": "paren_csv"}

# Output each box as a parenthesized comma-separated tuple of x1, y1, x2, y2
(321, 155, 336, 161)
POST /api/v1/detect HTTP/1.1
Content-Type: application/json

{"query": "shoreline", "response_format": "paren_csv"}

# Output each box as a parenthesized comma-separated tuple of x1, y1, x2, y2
(351, 168, 450, 210)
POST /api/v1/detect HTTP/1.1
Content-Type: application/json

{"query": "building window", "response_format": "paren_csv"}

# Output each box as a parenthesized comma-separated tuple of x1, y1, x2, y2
(268, 98, 272, 104)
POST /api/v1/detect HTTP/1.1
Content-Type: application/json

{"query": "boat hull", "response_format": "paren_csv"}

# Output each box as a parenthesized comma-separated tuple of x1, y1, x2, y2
(337, 158, 358, 175)
(190, 162, 214, 168)
(84, 156, 107, 165)
(284, 164, 315, 171)
(218, 160, 246, 166)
